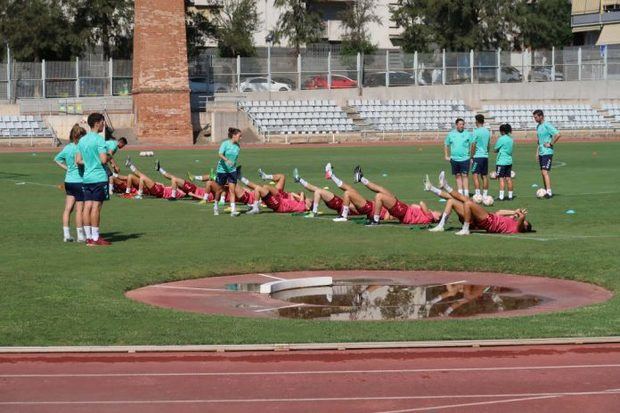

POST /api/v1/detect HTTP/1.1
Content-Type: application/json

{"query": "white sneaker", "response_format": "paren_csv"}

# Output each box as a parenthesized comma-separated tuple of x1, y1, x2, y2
(134, 195, 143, 200)
(324, 163, 333, 180)
(428, 225, 444, 232)
(303, 212, 317, 218)
(246, 208, 260, 215)
(230, 211, 241, 217)
(455, 228, 470, 236)
(213, 209, 219, 216)
(333, 217, 348, 222)
(423, 174, 432, 191)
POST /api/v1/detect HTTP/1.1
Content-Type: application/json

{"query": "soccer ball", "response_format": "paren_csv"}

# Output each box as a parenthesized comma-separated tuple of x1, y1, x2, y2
(510, 170, 516, 178)
(536, 188, 547, 198)
(482, 195, 494, 206)
(489, 171, 497, 179)
(472, 194, 483, 204)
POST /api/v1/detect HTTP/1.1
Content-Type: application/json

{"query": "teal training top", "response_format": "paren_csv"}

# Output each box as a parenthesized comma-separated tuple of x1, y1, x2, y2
(495, 134, 514, 166)
(216, 139, 240, 174)
(77, 132, 108, 184)
(444, 129, 473, 162)
(472, 127, 490, 158)
(54, 143, 83, 183)
(536, 122, 559, 156)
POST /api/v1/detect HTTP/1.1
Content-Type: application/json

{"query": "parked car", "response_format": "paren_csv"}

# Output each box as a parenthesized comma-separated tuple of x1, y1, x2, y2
(239, 77, 292, 92)
(272, 77, 296, 90)
(476, 66, 523, 83)
(303, 75, 357, 89)
(528, 66, 564, 82)
(189, 78, 230, 94)
(363, 71, 415, 87)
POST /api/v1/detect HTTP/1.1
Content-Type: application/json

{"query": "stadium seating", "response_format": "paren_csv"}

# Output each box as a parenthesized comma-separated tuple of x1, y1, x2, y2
(0, 115, 56, 140)
(348, 99, 476, 132)
(602, 103, 620, 123)
(483, 104, 612, 130)
(240, 100, 357, 135)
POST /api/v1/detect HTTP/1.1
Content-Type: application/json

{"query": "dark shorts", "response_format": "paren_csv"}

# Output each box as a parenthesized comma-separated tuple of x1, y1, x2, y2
(495, 164, 512, 178)
(539, 155, 553, 171)
(83, 182, 109, 202)
(103, 164, 113, 178)
(64, 182, 84, 202)
(471, 157, 488, 175)
(262, 192, 281, 211)
(216, 171, 238, 186)
(387, 199, 409, 222)
(450, 159, 470, 175)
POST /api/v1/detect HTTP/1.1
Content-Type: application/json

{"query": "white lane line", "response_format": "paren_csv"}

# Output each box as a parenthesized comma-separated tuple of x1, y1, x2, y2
(151, 286, 229, 292)
(3, 363, 620, 378)
(257, 273, 286, 281)
(253, 304, 306, 313)
(376, 395, 559, 413)
(1, 390, 619, 406)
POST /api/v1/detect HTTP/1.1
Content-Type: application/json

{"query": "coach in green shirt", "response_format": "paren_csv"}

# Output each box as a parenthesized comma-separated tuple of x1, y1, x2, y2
(444, 118, 473, 197)
(533, 109, 561, 199)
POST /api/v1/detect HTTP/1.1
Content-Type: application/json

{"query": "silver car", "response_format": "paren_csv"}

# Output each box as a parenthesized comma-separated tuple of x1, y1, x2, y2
(240, 77, 292, 92)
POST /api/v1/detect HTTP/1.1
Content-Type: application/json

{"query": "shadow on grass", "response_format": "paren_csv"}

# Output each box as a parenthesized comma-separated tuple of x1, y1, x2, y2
(101, 232, 145, 243)
(0, 171, 30, 179)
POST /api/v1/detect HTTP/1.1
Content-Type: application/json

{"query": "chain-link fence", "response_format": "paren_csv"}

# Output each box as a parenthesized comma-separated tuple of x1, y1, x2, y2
(2, 46, 619, 102)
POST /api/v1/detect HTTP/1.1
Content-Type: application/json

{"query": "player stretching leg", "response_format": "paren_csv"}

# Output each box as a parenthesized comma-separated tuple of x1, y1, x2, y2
(353, 166, 441, 226)
(240, 172, 310, 214)
(292, 168, 360, 219)
(124, 158, 186, 200)
(155, 161, 215, 202)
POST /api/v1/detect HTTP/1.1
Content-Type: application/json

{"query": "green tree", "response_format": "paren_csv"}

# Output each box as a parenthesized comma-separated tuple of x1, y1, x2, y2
(186, 9, 217, 60)
(340, 0, 382, 55)
(0, 0, 81, 61)
(273, 0, 325, 55)
(516, 0, 573, 49)
(66, 0, 134, 59)
(214, 0, 259, 57)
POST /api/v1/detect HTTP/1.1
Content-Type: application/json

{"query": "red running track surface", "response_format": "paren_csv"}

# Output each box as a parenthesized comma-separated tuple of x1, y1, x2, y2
(1, 344, 619, 413)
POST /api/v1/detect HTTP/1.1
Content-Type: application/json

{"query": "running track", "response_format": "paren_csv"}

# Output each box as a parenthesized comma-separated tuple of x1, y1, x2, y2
(1, 344, 619, 413)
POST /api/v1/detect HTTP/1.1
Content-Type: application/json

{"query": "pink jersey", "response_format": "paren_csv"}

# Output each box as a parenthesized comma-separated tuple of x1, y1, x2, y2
(277, 196, 308, 213)
(402, 204, 435, 225)
(162, 186, 186, 199)
(479, 213, 520, 234)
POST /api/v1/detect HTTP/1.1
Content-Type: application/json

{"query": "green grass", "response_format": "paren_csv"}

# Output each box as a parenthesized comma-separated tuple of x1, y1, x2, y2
(0, 142, 619, 346)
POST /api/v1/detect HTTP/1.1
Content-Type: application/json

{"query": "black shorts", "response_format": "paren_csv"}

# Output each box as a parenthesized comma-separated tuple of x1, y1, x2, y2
(495, 164, 512, 178)
(216, 171, 238, 186)
(83, 182, 109, 202)
(539, 155, 553, 171)
(103, 164, 113, 178)
(450, 159, 470, 175)
(471, 157, 488, 175)
(64, 182, 84, 202)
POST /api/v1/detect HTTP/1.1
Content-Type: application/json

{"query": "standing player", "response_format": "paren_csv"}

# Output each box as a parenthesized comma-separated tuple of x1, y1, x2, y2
(444, 118, 473, 197)
(216, 128, 242, 216)
(533, 109, 561, 198)
(75, 113, 110, 246)
(494, 124, 515, 201)
(471, 114, 490, 199)
(54, 124, 87, 243)
(104, 137, 127, 195)
(353, 166, 441, 226)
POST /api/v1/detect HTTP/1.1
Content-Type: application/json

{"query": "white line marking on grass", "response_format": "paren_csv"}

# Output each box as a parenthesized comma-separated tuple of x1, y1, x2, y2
(152, 286, 230, 292)
(253, 304, 306, 313)
(1, 390, 619, 407)
(4, 364, 620, 378)
(555, 161, 567, 168)
(2, 179, 58, 188)
(257, 273, 286, 281)
(474, 233, 620, 242)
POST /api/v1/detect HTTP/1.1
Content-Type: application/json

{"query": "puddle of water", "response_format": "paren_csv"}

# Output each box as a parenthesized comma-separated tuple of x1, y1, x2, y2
(269, 283, 544, 320)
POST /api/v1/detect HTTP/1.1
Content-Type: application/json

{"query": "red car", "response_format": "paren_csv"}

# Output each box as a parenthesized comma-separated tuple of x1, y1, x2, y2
(304, 75, 357, 89)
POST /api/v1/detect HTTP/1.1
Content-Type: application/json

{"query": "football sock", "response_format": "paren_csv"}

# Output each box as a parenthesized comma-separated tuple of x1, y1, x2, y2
(475, 189, 481, 196)
(429, 185, 442, 196)
(499, 190, 505, 200)
(341, 206, 349, 219)
(76, 227, 85, 240)
(299, 178, 309, 188)
(231, 202, 236, 213)
(547, 188, 553, 196)
(158, 167, 167, 175)
(360, 177, 369, 186)
(240, 176, 250, 185)
(84, 226, 92, 239)
(91, 227, 100, 241)
(312, 201, 319, 214)
(373, 214, 380, 223)
(171, 189, 177, 198)
(461, 222, 470, 232)
(330, 173, 343, 188)
(483, 189, 488, 197)
(438, 212, 450, 227)
(63, 226, 71, 239)
(128, 164, 137, 173)
(508, 191, 513, 198)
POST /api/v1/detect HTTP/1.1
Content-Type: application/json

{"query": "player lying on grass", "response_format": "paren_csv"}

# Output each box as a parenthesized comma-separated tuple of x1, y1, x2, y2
(155, 161, 217, 202)
(110, 173, 139, 197)
(425, 171, 533, 235)
(352, 166, 442, 226)
(323, 163, 390, 222)
(124, 158, 186, 200)
(240, 169, 311, 214)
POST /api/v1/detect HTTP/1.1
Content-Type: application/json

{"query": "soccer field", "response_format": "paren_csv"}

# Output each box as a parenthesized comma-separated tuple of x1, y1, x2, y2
(1, 141, 619, 346)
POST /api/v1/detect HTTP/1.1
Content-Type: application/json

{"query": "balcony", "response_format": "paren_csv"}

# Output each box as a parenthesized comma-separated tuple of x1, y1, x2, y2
(572, 9, 620, 28)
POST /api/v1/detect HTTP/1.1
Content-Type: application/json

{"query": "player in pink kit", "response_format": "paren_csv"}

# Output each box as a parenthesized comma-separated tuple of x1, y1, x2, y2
(427, 171, 533, 235)
(352, 165, 441, 226)
(240, 170, 311, 214)
(124, 158, 186, 200)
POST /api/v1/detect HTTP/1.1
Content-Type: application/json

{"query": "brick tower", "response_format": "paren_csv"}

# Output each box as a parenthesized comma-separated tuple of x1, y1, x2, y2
(132, 0, 193, 144)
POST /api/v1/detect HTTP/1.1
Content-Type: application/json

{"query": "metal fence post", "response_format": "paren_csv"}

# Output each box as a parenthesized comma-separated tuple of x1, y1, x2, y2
(109, 57, 114, 96)
(356, 52, 362, 93)
(297, 54, 301, 91)
(603, 45, 608, 80)
(236, 55, 241, 92)
(6, 46, 11, 101)
(327, 50, 332, 90)
(42, 59, 46, 98)
(578, 47, 582, 81)
(75, 57, 80, 97)
(522, 50, 527, 83)
(497, 48, 501, 83)
(413, 51, 418, 85)
(470, 49, 474, 84)
(385, 50, 390, 87)
(267, 44, 271, 87)
(442, 49, 446, 85)
(551, 47, 555, 82)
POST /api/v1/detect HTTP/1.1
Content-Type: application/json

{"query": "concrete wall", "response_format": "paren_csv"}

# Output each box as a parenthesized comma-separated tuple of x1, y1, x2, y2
(44, 114, 134, 142)
(225, 80, 620, 108)
(203, 107, 255, 143)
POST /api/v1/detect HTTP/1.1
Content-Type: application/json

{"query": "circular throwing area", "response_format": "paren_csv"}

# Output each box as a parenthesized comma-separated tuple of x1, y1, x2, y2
(126, 271, 612, 321)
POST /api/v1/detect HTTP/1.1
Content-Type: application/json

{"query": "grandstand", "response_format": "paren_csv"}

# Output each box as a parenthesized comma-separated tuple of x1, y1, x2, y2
(602, 103, 620, 123)
(483, 104, 613, 130)
(0, 115, 58, 145)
